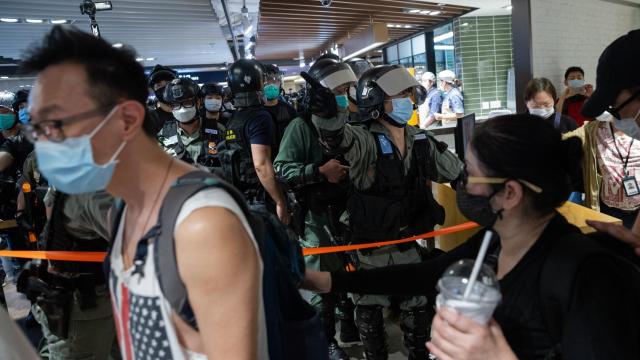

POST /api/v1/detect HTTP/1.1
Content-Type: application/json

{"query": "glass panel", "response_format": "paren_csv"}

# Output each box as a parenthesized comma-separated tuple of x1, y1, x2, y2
(385, 45, 398, 62)
(412, 34, 426, 55)
(399, 57, 413, 68)
(398, 40, 412, 59)
(433, 22, 456, 75)
(413, 53, 427, 75)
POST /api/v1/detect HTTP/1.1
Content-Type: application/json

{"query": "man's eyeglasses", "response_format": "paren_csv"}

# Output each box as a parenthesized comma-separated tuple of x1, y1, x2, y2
(460, 166, 543, 194)
(608, 90, 640, 120)
(170, 100, 196, 110)
(24, 105, 113, 143)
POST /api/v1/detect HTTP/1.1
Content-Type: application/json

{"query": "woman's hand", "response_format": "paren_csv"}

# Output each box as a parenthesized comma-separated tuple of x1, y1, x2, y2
(302, 270, 332, 293)
(427, 308, 517, 360)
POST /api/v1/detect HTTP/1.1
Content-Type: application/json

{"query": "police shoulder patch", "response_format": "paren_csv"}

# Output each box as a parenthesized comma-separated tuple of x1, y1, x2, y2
(377, 134, 393, 155)
(414, 133, 427, 141)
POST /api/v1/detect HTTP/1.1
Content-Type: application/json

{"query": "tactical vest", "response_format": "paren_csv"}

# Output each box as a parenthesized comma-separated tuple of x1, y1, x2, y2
(264, 101, 294, 150)
(218, 107, 265, 198)
(45, 193, 106, 278)
(160, 117, 225, 168)
(347, 130, 445, 243)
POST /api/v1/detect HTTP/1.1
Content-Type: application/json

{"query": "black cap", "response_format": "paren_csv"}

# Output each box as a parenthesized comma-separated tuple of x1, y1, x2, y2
(147, 64, 177, 88)
(582, 29, 640, 117)
(12, 89, 29, 112)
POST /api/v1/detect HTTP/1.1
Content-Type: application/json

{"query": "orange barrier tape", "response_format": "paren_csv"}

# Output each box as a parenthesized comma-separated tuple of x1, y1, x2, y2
(0, 222, 480, 261)
(302, 221, 479, 256)
(0, 250, 106, 263)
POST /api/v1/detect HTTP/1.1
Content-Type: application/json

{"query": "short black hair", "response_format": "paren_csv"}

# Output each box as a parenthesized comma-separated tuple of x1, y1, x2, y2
(524, 78, 557, 102)
(471, 114, 583, 215)
(564, 66, 585, 80)
(19, 25, 154, 136)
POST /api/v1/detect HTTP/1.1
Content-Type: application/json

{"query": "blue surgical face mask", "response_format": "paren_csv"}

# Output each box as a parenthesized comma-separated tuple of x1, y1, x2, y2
(615, 108, 640, 140)
(386, 97, 414, 125)
(335, 94, 349, 109)
(35, 106, 127, 194)
(0, 113, 16, 130)
(568, 79, 585, 89)
(18, 108, 30, 124)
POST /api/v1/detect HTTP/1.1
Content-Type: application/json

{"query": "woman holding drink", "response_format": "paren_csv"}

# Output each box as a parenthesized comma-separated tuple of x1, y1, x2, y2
(304, 114, 640, 359)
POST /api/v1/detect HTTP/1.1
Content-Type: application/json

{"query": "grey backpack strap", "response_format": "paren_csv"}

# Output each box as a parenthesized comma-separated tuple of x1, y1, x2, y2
(153, 171, 263, 328)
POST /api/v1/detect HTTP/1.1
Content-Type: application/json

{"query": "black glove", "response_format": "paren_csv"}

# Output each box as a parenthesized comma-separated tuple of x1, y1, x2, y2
(300, 72, 337, 119)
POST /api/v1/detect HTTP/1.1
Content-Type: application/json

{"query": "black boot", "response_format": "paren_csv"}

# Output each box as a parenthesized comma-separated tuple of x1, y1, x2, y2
(400, 306, 431, 360)
(328, 340, 350, 360)
(355, 305, 388, 360)
(336, 294, 359, 343)
(318, 293, 338, 342)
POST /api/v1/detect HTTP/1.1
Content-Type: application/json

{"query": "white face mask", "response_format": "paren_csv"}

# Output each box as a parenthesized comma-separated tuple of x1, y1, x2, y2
(204, 98, 222, 112)
(529, 107, 554, 119)
(172, 106, 197, 123)
(614, 108, 640, 140)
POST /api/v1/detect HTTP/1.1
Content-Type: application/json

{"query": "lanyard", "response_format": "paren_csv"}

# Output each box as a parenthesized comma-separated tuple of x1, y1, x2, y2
(610, 122, 634, 176)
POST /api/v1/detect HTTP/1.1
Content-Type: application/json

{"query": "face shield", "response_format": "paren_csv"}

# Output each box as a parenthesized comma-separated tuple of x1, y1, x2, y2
(375, 67, 427, 106)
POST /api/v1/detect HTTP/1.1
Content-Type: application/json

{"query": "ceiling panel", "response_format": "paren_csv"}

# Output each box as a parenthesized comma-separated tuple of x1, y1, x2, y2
(256, 0, 475, 61)
(0, 0, 233, 67)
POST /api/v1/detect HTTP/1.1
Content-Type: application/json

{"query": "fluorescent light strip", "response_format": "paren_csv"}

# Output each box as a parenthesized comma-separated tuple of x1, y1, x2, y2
(434, 45, 454, 50)
(0, 18, 19, 23)
(50, 19, 68, 24)
(25, 19, 43, 23)
(430, 11, 442, 16)
(408, 9, 421, 13)
(343, 42, 385, 61)
(433, 31, 453, 43)
(112, 43, 123, 48)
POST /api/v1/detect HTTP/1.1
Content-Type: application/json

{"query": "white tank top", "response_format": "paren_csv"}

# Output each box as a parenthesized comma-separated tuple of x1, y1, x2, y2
(108, 188, 269, 360)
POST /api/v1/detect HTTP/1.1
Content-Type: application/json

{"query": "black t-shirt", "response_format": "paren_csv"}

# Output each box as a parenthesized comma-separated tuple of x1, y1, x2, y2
(332, 214, 640, 359)
(244, 109, 276, 147)
(544, 112, 578, 134)
(263, 100, 297, 143)
(0, 131, 34, 181)
(149, 107, 176, 135)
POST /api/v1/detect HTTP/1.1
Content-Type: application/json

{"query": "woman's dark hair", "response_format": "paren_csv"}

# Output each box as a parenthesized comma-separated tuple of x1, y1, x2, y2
(471, 114, 583, 215)
(19, 25, 155, 136)
(524, 78, 557, 102)
(564, 66, 585, 80)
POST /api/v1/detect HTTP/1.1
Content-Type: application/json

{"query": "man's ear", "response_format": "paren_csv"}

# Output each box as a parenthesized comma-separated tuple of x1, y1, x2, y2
(119, 100, 146, 140)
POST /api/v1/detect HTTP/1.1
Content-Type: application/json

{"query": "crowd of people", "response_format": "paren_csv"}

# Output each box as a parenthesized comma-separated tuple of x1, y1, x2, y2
(1, 24, 640, 360)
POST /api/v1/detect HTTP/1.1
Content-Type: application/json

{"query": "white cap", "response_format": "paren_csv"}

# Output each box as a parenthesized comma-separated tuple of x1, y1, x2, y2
(438, 69, 456, 83)
(421, 72, 436, 83)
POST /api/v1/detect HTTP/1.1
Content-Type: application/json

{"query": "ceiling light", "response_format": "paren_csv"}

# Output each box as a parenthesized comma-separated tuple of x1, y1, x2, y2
(145, 57, 155, 61)
(0, 18, 19, 23)
(430, 11, 442, 16)
(434, 45, 454, 50)
(25, 19, 44, 23)
(94, 1, 113, 11)
(112, 43, 123, 48)
(408, 9, 421, 14)
(299, 62, 305, 68)
(420, 10, 431, 15)
(434, 31, 453, 43)
(135, 57, 144, 62)
(404, 25, 412, 28)
(387, 23, 395, 27)
(504, 5, 513, 10)
(0, 76, 9, 79)
(343, 42, 384, 61)
(50, 19, 68, 24)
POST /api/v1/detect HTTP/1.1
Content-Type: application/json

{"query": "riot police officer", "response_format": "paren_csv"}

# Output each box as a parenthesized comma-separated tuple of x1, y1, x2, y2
(274, 58, 359, 360)
(147, 64, 178, 134)
(262, 64, 297, 143)
(345, 58, 373, 123)
(220, 59, 290, 223)
(301, 65, 462, 360)
(158, 78, 225, 171)
(12, 89, 31, 125)
(199, 83, 227, 167)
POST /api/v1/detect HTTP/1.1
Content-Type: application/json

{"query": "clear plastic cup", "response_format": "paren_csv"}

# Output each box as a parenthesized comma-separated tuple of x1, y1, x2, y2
(435, 259, 501, 324)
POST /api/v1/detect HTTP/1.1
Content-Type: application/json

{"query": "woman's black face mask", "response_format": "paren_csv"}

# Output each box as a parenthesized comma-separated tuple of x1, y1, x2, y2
(456, 166, 505, 228)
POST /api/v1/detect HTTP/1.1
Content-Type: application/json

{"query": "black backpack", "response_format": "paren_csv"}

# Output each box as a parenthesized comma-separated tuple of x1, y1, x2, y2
(539, 230, 640, 359)
(108, 171, 328, 360)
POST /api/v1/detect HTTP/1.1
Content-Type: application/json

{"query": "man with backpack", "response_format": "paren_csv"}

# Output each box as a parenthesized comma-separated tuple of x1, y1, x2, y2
(22, 25, 268, 359)
(219, 59, 290, 224)
(274, 58, 359, 360)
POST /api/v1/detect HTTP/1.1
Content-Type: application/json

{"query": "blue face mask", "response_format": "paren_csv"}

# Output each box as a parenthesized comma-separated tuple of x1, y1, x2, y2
(35, 106, 127, 194)
(0, 113, 16, 130)
(335, 94, 349, 109)
(263, 84, 280, 101)
(386, 97, 414, 125)
(18, 108, 30, 124)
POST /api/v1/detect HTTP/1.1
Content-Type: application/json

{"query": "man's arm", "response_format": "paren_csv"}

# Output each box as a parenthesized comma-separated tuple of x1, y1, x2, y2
(0, 152, 14, 172)
(252, 143, 290, 224)
(428, 135, 463, 183)
(176, 207, 260, 360)
(273, 119, 321, 187)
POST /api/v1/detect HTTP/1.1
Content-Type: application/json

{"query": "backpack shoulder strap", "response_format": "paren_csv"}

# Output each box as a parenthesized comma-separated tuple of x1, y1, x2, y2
(104, 198, 126, 279)
(153, 171, 264, 328)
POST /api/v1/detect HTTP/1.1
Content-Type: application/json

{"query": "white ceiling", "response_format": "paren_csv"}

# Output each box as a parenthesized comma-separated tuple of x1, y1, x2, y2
(421, 0, 512, 16)
(0, 0, 233, 67)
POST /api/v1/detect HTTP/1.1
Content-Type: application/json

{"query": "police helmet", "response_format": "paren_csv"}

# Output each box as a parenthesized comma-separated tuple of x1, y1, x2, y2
(308, 58, 357, 91)
(163, 78, 200, 105)
(12, 89, 29, 112)
(227, 59, 264, 94)
(147, 64, 178, 88)
(346, 58, 374, 79)
(200, 83, 224, 97)
(357, 65, 427, 119)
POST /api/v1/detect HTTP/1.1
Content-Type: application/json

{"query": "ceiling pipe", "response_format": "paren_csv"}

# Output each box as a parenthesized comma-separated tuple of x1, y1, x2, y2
(220, 0, 239, 61)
